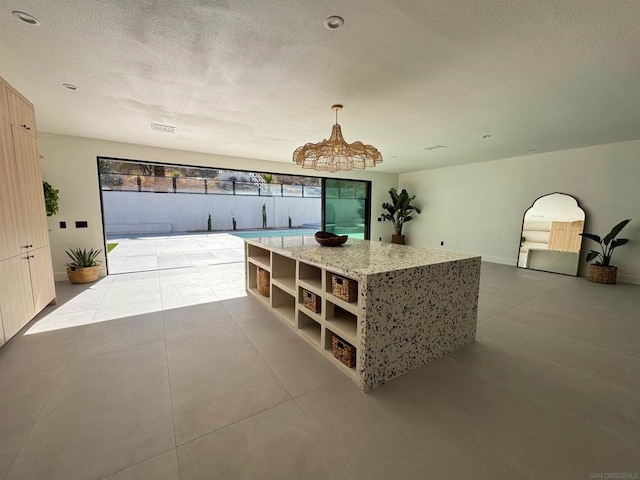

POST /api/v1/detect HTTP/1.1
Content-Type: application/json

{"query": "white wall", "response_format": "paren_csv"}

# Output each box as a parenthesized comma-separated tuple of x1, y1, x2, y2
(38, 133, 399, 279)
(103, 191, 321, 232)
(400, 139, 640, 284)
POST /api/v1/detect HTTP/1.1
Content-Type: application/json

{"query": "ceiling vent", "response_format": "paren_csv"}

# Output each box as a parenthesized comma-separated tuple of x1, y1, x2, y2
(424, 145, 447, 151)
(151, 123, 177, 134)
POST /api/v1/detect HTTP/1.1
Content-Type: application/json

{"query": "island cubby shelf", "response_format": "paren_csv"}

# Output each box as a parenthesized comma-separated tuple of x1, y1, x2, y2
(244, 237, 481, 392)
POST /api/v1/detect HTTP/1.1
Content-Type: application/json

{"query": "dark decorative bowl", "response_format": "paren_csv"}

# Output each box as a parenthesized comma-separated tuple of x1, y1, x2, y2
(314, 231, 348, 247)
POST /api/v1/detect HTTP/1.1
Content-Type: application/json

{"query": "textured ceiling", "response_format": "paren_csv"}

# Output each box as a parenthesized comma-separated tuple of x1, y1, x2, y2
(1, 0, 639, 173)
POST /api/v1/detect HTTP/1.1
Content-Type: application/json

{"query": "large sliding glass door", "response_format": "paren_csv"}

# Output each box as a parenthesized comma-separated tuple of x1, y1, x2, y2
(322, 179, 371, 240)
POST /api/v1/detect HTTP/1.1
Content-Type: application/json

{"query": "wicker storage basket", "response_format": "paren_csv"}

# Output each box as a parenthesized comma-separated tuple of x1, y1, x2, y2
(588, 264, 617, 284)
(257, 266, 270, 296)
(331, 274, 358, 303)
(66, 266, 100, 284)
(302, 289, 321, 313)
(331, 334, 356, 368)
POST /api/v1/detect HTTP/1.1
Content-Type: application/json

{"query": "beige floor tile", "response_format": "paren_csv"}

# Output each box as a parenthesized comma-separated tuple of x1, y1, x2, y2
(480, 262, 575, 295)
(166, 324, 291, 444)
(500, 301, 640, 357)
(1, 243, 638, 480)
(178, 401, 352, 480)
(92, 300, 163, 323)
(449, 335, 640, 444)
(107, 271, 158, 283)
(0, 366, 64, 479)
(99, 290, 162, 309)
(0, 325, 87, 375)
(541, 280, 640, 308)
(477, 301, 508, 322)
(5, 343, 175, 480)
(45, 289, 106, 315)
(240, 318, 343, 397)
(160, 291, 219, 310)
(296, 377, 526, 480)
(162, 302, 234, 340)
(74, 311, 165, 358)
(24, 309, 99, 334)
(478, 285, 537, 313)
(222, 295, 274, 323)
(391, 356, 639, 480)
(479, 316, 640, 392)
(101, 450, 178, 480)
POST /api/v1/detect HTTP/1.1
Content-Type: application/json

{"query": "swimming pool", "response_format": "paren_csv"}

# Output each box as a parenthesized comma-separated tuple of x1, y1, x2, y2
(231, 229, 317, 238)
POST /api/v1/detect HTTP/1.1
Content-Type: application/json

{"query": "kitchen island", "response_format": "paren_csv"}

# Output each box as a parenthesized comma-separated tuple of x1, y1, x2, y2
(245, 236, 481, 391)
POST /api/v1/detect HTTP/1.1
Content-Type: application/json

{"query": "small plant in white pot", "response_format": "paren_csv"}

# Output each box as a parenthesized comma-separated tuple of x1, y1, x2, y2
(580, 219, 631, 284)
(66, 248, 102, 284)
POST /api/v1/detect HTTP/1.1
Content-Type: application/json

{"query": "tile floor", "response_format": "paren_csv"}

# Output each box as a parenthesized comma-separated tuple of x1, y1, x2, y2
(0, 260, 638, 479)
(106, 233, 246, 274)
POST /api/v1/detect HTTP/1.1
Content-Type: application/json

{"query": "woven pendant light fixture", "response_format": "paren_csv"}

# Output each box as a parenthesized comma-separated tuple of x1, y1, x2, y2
(293, 105, 383, 173)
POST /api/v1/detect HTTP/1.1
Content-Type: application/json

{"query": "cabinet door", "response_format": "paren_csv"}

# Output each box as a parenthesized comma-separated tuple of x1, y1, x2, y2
(28, 245, 56, 314)
(0, 255, 35, 341)
(7, 89, 36, 138)
(0, 83, 9, 121)
(12, 125, 49, 250)
(0, 120, 22, 260)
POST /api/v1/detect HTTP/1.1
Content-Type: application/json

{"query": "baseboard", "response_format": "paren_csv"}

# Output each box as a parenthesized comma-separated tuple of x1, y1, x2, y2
(618, 273, 640, 285)
(54, 271, 108, 282)
(54, 272, 67, 282)
(479, 255, 516, 266)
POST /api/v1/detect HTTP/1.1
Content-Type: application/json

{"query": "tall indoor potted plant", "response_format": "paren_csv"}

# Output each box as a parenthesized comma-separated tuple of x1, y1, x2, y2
(381, 188, 421, 244)
(580, 219, 631, 284)
(66, 248, 102, 284)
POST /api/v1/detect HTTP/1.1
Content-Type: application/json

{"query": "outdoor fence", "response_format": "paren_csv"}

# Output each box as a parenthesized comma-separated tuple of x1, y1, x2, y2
(100, 173, 322, 198)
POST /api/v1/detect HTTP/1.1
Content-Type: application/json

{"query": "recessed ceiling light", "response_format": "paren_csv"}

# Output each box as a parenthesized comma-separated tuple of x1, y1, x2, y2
(12, 11, 40, 25)
(482, 134, 491, 139)
(325, 16, 344, 30)
(62, 83, 79, 91)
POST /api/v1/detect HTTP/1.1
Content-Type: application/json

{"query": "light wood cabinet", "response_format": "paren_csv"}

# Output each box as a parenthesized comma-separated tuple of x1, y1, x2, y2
(0, 120, 22, 260)
(28, 246, 56, 314)
(0, 75, 54, 346)
(12, 125, 49, 250)
(0, 255, 35, 341)
(0, 84, 9, 121)
(7, 88, 37, 138)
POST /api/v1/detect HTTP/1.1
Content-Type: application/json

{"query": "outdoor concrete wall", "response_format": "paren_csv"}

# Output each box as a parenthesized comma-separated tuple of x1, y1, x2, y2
(38, 133, 399, 280)
(102, 191, 321, 233)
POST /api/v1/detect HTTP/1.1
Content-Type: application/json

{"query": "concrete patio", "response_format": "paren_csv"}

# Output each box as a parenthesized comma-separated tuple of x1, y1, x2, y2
(106, 232, 246, 275)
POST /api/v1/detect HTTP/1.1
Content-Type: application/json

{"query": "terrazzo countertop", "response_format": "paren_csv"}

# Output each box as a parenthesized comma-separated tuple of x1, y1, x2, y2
(245, 236, 478, 279)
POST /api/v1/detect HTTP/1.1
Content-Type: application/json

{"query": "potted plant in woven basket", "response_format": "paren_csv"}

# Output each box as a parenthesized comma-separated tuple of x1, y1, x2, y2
(381, 188, 421, 244)
(66, 248, 102, 284)
(580, 219, 631, 284)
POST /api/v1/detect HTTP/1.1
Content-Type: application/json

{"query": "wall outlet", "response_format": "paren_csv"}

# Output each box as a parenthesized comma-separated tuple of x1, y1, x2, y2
(440, 241, 444, 246)
(75, 221, 88, 228)
(59, 221, 66, 229)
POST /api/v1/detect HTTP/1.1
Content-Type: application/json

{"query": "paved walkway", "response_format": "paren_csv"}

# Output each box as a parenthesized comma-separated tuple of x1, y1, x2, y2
(107, 232, 246, 275)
